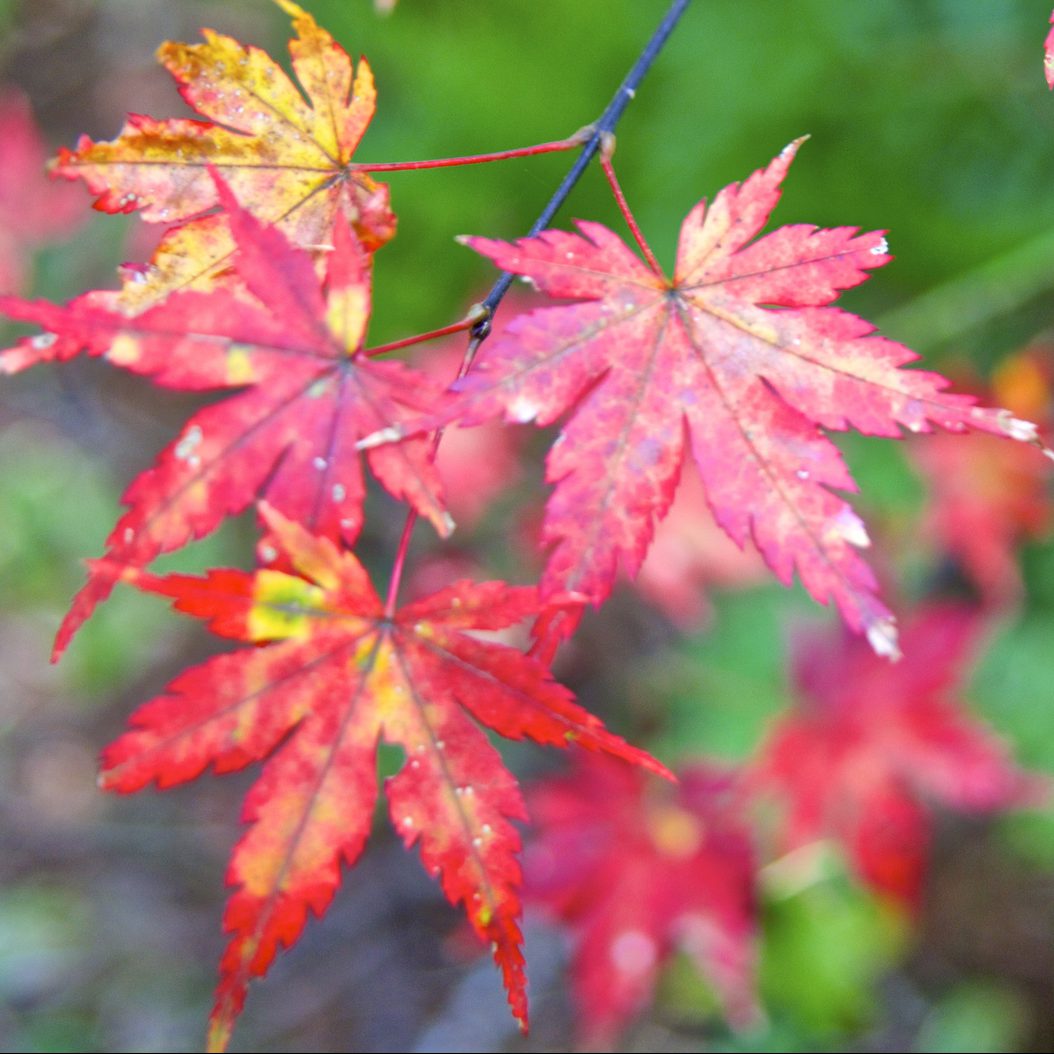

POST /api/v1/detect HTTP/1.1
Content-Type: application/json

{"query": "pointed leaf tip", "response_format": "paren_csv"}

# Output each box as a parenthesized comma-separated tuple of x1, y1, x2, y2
(781, 134, 809, 157)
(55, 0, 392, 308)
(272, 0, 310, 19)
(866, 616, 901, 661)
(98, 526, 666, 1044)
(20, 201, 448, 645)
(206, 1015, 232, 1054)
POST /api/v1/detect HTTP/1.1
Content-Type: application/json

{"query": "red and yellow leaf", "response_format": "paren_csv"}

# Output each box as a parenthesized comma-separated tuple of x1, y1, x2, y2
(0, 179, 448, 657)
(99, 503, 669, 1051)
(430, 141, 1045, 657)
(52, 0, 395, 309)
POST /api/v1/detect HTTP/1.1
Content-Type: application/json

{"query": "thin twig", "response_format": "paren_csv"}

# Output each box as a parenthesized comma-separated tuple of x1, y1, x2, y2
(601, 154, 664, 277)
(383, 0, 693, 613)
(468, 0, 692, 350)
(355, 133, 589, 173)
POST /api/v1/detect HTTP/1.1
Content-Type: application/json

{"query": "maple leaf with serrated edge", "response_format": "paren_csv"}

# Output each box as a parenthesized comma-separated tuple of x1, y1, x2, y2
(0, 176, 449, 659)
(398, 139, 1046, 658)
(750, 604, 1048, 907)
(525, 755, 758, 1047)
(51, 0, 394, 310)
(98, 503, 670, 1052)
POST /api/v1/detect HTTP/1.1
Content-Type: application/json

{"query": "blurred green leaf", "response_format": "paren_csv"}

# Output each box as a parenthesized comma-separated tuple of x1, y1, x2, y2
(647, 586, 809, 763)
(914, 980, 1029, 1053)
(971, 612, 1054, 772)
(759, 872, 907, 1037)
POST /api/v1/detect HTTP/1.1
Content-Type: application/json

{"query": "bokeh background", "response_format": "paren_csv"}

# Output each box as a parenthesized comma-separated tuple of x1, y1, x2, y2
(2, 0, 1054, 1050)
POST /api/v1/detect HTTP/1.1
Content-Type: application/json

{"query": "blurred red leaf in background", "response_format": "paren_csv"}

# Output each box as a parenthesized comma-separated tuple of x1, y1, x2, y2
(525, 755, 759, 1046)
(0, 89, 84, 293)
(752, 605, 1048, 907)
(912, 347, 1053, 605)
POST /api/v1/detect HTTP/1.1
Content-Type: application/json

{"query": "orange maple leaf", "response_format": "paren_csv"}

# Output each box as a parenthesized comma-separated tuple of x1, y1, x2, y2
(99, 504, 669, 1051)
(53, 0, 395, 308)
(912, 349, 1053, 605)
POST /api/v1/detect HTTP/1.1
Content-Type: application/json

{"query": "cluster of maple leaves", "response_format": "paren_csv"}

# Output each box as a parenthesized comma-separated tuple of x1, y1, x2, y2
(1, 1, 1052, 1048)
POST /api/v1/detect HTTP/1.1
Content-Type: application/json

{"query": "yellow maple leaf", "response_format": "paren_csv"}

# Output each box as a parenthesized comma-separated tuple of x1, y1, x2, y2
(55, 0, 395, 308)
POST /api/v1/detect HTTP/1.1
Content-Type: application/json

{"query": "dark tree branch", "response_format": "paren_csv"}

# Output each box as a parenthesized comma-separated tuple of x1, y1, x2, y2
(384, 0, 692, 613)
(469, 0, 692, 346)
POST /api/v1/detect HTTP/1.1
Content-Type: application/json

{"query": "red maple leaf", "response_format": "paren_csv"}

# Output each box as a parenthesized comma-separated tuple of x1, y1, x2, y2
(418, 140, 1043, 657)
(0, 179, 449, 657)
(750, 605, 1047, 907)
(0, 88, 84, 293)
(98, 503, 669, 1051)
(525, 755, 758, 1047)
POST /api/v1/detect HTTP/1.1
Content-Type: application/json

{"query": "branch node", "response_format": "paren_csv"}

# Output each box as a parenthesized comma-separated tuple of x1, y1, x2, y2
(570, 123, 597, 146)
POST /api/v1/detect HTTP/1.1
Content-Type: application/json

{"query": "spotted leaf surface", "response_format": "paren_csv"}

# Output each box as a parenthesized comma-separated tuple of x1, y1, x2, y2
(52, 0, 395, 309)
(98, 504, 668, 1051)
(0, 180, 447, 657)
(443, 141, 1043, 657)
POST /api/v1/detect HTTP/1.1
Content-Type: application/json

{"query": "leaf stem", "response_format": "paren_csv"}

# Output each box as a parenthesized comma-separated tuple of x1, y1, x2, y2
(355, 134, 589, 173)
(385, 509, 419, 618)
(382, 0, 692, 616)
(365, 305, 488, 358)
(601, 154, 664, 277)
